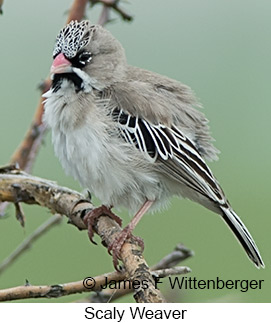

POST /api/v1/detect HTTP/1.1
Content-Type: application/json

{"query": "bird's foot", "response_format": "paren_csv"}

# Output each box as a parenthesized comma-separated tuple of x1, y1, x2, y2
(83, 205, 122, 244)
(108, 225, 144, 270)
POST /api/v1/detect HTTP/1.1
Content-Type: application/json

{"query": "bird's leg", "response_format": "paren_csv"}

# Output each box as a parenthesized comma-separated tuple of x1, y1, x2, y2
(108, 199, 154, 270)
(83, 205, 122, 245)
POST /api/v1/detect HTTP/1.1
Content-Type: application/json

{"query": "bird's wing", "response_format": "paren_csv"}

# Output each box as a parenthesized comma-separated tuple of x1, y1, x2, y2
(109, 76, 219, 162)
(104, 85, 227, 206)
(102, 83, 264, 269)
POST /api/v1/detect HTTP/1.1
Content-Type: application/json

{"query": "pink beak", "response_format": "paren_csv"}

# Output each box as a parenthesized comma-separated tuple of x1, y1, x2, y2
(50, 53, 72, 74)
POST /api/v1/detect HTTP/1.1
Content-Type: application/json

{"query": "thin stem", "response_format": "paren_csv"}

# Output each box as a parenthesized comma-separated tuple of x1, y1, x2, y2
(0, 215, 62, 275)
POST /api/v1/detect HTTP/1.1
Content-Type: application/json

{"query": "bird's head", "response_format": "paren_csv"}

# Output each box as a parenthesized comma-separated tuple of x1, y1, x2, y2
(50, 20, 126, 93)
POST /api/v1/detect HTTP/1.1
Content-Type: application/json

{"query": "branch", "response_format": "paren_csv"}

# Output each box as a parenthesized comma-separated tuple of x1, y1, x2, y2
(97, 5, 111, 26)
(0, 215, 62, 275)
(91, 0, 133, 22)
(68, 0, 89, 21)
(0, 263, 190, 302)
(88, 245, 193, 302)
(0, 0, 4, 14)
(96, 216, 165, 303)
(0, 168, 166, 302)
(0, 271, 125, 302)
(151, 244, 194, 271)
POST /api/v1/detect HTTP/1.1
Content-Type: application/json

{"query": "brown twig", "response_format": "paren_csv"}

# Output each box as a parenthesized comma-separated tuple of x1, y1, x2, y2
(87, 245, 193, 303)
(94, 216, 166, 302)
(0, 264, 191, 302)
(0, 215, 62, 275)
(0, 271, 125, 302)
(68, 0, 89, 21)
(0, 0, 4, 14)
(97, 5, 111, 26)
(90, 0, 133, 22)
(0, 169, 166, 302)
(151, 244, 194, 271)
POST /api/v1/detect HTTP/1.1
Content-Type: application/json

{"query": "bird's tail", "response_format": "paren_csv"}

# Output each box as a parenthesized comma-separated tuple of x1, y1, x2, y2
(220, 206, 264, 268)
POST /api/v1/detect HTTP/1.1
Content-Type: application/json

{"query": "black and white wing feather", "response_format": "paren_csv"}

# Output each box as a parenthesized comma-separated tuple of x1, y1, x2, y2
(109, 107, 264, 268)
(110, 107, 225, 205)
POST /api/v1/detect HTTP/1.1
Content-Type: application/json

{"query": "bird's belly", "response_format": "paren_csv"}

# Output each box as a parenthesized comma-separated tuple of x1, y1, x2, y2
(52, 124, 166, 213)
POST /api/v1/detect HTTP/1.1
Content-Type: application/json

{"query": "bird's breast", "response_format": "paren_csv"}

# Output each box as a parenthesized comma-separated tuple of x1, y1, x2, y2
(44, 92, 167, 212)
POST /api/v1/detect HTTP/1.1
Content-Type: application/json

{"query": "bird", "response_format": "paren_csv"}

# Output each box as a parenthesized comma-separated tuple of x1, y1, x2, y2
(43, 20, 264, 269)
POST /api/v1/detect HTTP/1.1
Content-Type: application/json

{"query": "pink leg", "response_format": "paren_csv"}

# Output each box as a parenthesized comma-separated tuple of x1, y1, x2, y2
(108, 200, 154, 270)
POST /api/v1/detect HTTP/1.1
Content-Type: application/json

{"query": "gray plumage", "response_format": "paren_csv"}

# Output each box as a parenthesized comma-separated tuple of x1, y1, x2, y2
(43, 20, 264, 268)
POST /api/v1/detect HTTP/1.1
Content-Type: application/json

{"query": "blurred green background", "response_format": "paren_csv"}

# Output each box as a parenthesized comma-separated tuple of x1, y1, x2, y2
(0, 0, 270, 302)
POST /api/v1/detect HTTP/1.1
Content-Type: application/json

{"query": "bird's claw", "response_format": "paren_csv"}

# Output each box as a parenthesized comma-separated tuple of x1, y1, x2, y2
(83, 205, 122, 245)
(108, 226, 144, 271)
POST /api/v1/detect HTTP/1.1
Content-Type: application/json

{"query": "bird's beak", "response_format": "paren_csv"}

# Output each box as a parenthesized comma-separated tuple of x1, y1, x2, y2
(50, 53, 73, 74)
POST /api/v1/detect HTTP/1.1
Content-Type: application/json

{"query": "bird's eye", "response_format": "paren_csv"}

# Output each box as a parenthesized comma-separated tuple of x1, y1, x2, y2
(78, 52, 92, 65)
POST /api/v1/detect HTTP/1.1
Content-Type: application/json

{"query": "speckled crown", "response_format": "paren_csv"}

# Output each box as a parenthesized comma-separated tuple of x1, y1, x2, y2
(53, 20, 92, 59)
